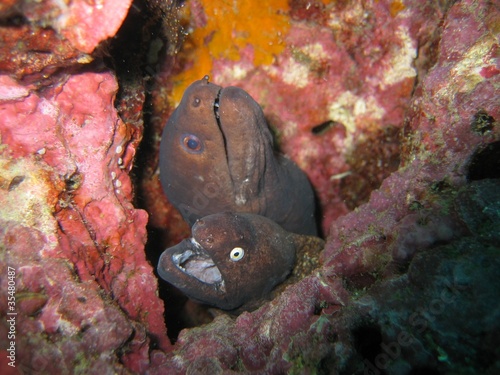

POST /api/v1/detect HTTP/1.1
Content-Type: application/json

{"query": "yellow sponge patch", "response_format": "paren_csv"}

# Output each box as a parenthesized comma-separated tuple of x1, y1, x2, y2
(171, 0, 290, 104)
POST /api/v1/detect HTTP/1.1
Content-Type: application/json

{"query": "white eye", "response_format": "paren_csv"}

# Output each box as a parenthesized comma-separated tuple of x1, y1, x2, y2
(230, 247, 245, 261)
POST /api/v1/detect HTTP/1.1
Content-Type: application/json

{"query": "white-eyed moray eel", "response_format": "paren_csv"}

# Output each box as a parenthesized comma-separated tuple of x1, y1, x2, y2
(158, 212, 323, 310)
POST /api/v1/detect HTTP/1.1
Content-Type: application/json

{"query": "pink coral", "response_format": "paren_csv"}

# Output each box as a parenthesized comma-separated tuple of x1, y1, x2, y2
(0, 71, 170, 372)
(0, 0, 133, 80)
(53, 0, 133, 53)
(0, 0, 499, 373)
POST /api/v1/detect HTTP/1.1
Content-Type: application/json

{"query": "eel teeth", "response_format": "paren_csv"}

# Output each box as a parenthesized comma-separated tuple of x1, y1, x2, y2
(173, 241, 223, 285)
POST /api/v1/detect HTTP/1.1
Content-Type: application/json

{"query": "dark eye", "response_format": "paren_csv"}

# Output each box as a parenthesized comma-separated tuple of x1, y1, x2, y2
(181, 134, 203, 153)
(192, 97, 201, 107)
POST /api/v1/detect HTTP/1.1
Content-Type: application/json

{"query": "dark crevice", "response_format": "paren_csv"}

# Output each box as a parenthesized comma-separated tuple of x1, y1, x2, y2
(352, 324, 384, 367)
(467, 141, 500, 181)
(311, 120, 341, 135)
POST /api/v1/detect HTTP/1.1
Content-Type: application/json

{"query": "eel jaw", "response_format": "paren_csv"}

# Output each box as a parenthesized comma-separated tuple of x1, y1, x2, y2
(172, 238, 226, 292)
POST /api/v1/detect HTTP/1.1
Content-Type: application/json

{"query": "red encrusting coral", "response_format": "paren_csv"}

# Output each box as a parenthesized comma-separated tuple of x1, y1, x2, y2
(0, 1, 173, 369)
(0, 70, 171, 373)
(0, 0, 499, 373)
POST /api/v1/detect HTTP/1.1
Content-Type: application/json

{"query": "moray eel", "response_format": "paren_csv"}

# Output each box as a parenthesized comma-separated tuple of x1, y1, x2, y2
(159, 76, 317, 235)
(157, 212, 322, 310)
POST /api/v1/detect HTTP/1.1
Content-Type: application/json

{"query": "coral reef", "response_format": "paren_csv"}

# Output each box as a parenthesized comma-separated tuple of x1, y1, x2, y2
(0, 0, 133, 78)
(0, 0, 499, 374)
(0, 1, 173, 373)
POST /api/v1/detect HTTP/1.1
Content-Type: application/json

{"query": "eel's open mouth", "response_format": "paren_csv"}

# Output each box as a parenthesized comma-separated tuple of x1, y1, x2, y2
(172, 238, 224, 288)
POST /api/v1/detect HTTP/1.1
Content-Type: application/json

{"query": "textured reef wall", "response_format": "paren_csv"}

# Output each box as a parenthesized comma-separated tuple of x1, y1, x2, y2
(0, 0, 499, 374)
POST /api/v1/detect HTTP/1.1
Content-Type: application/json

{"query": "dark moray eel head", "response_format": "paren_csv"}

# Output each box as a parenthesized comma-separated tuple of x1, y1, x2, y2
(157, 212, 297, 310)
(160, 76, 317, 235)
(159, 76, 231, 225)
(159, 76, 279, 225)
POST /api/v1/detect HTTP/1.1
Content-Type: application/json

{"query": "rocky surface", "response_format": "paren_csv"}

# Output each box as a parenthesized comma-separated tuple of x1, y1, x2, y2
(0, 0, 499, 374)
